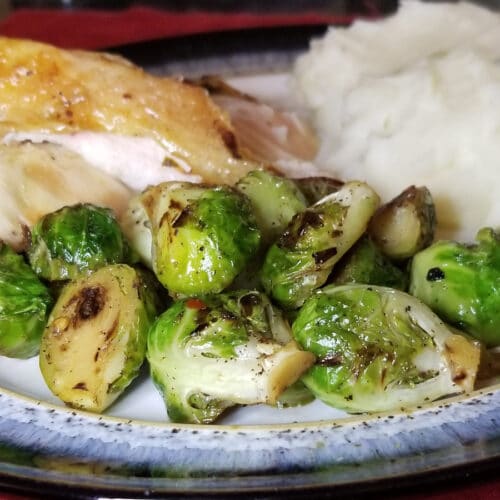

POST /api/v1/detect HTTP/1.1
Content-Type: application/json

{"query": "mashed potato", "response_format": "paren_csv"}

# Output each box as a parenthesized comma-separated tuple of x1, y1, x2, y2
(294, 1, 500, 241)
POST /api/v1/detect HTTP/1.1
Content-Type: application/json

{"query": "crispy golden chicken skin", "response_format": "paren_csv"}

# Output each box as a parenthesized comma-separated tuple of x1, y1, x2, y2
(0, 37, 260, 184)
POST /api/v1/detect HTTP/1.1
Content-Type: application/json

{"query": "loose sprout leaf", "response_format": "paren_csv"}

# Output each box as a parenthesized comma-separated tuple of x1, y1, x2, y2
(147, 290, 315, 424)
(292, 284, 480, 413)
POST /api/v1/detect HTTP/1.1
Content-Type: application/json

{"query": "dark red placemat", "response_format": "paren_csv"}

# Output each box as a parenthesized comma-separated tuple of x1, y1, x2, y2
(0, 5, 356, 50)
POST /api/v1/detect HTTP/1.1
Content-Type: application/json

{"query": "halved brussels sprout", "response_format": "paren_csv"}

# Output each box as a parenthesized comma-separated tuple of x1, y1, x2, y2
(236, 170, 307, 246)
(28, 203, 132, 281)
(260, 181, 380, 309)
(293, 284, 480, 413)
(410, 227, 500, 346)
(369, 186, 436, 260)
(147, 290, 315, 424)
(40, 264, 158, 412)
(126, 182, 261, 297)
(0, 243, 52, 358)
(329, 235, 408, 290)
(294, 176, 344, 205)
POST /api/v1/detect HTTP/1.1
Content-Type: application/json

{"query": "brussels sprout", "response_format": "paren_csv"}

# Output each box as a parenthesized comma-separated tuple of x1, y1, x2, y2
(369, 186, 436, 260)
(40, 264, 158, 412)
(275, 380, 315, 409)
(329, 235, 408, 290)
(131, 182, 261, 297)
(293, 284, 480, 413)
(236, 170, 307, 245)
(0, 243, 52, 358)
(147, 290, 315, 424)
(294, 176, 344, 205)
(260, 181, 380, 309)
(28, 203, 133, 281)
(410, 227, 500, 346)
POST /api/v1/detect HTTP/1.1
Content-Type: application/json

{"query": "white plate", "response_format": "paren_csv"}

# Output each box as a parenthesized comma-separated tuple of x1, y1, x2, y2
(0, 27, 499, 499)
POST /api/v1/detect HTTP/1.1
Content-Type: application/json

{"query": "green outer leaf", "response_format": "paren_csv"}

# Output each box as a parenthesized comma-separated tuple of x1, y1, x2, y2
(0, 243, 52, 358)
(29, 203, 131, 281)
(329, 235, 408, 290)
(410, 227, 500, 346)
(154, 185, 261, 296)
(147, 290, 298, 424)
(236, 170, 307, 245)
(261, 181, 380, 309)
(147, 298, 237, 424)
(292, 284, 459, 412)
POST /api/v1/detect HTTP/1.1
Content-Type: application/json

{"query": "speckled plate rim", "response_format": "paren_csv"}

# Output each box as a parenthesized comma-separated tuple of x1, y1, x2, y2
(1, 377, 499, 496)
(1, 24, 500, 497)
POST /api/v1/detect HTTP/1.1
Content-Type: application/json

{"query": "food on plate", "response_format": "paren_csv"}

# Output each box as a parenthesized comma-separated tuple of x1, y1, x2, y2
(197, 75, 319, 165)
(1, 0, 500, 424)
(147, 290, 315, 424)
(410, 227, 500, 347)
(0, 243, 52, 358)
(0, 37, 262, 186)
(0, 141, 131, 252)
(260, 181, 380, 310)
(294, 0, 500, 241)
(293, 176, 344, 206)
(0, 36, 319, 247)
(368, 186, 436, 261)
(124, 182, 261, 297)
(28, 203, 134, 281)
(235, 170, 308, 246)
(40, 264, 158, 413)
(328, 234, 408, 290)
(293, 284, 480, 412)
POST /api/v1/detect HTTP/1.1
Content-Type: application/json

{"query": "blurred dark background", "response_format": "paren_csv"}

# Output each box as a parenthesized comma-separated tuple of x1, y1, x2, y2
(7, 0, 500, 9)
(5, 0, 398, 13)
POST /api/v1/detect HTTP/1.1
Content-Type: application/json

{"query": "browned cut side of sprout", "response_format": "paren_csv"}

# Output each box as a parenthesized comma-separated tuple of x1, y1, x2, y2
(369, 185, 436, 260)
(294, 177, 345, 205)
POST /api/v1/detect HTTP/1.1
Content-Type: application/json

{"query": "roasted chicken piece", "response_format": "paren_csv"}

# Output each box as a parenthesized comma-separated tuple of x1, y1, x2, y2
(0, 141, 131, 251)
(195, 76, 319, 165)
(0, 37, 322, 248)
(0, 37, 260, 185)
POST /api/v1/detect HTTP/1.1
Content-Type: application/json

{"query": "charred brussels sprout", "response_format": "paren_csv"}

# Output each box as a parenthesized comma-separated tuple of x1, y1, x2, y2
(329, 235, 408, 290)
(0, 243, 52, 358)
(147, 290, 315, 424)
(40, 264, 158, 412)
(293, 284, 480, 413)
(236, 170, 307, 245)
(129, 182, 261, 297)
(294, 176, 344, 205)
(410, 228, 500, 346)
(260, 181, 380, 309)
(29, 203, 132, 281)
(369, 186, 436, 260)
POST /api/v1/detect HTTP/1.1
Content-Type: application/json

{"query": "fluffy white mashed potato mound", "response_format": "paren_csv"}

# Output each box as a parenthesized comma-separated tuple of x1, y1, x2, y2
(293, 0, 500, 241)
